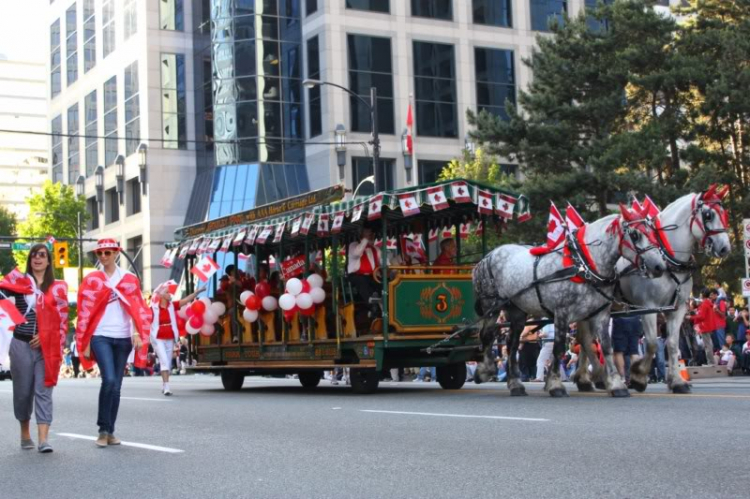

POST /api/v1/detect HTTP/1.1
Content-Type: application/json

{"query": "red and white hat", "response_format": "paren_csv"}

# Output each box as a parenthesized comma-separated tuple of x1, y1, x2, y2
(95, 238, 120, 252)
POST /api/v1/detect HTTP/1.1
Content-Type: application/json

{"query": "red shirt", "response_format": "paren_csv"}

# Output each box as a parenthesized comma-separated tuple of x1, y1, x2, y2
(432, 253, 455, 274)
(691, 299, 717, 334)
(156, 302, 179, 340)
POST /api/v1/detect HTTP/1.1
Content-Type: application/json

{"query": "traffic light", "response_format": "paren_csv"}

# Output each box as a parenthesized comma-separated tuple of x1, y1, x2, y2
(53, 241, 69, 268)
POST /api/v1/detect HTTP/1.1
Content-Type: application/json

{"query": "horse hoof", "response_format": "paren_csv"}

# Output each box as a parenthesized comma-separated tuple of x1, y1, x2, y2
(610, 388, 631, 398)
(576, 382, 595, 392)
(594, 381, 606, 390)
(510, 387, 527, 397)
(474, 376, 483, 385)
(671, 384, 691, 394)
(549, 388, 569, 398)
(629, 379, 647, 393)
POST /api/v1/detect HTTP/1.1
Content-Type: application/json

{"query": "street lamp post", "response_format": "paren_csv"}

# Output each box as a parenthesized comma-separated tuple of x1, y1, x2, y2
(334, 124, 347, 182)
(303, 79, 380, 190)
(137, 143, 148, 195)
(95, 165, 104, 214)
(75, 175, 86, 285)
(115, 154, 125, 205)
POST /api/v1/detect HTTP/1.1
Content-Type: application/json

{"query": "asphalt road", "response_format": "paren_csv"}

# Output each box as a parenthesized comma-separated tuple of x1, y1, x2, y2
(1, 374, 748, 499)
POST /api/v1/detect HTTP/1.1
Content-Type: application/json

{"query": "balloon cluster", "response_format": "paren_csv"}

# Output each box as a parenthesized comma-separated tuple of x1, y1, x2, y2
(240, 282, 279, 323)
(278, 274, 325, 322)
(179, 298, 226, 337)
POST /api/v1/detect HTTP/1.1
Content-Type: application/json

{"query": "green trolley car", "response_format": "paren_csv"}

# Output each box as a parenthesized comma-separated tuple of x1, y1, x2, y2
(170, 179, 527, 394)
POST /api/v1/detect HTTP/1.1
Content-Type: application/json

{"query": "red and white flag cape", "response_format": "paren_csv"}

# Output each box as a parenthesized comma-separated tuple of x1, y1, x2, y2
(399, 193, 420, 217)
(427, 187, 449, 211)
(368, 194, 384, 220)
(0, 299, 27, 332)
(451, 182, 471, 203)
(190, 255, 220, 282)
(496, 194, 516, 219)
(477, 190, 494, 215)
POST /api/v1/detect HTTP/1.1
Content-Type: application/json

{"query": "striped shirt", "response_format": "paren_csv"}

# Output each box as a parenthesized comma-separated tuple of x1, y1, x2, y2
(5, 290, 37, 341)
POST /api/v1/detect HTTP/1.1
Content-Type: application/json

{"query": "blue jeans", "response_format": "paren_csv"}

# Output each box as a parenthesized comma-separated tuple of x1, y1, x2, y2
(714, 328, 726, 349)
(91, 336, 132, 435)
(655, 337, 666, 380)
(418, 367, 436, 381)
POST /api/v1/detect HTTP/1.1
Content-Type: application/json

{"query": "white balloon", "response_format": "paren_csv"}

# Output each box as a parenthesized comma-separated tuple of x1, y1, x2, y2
(203, 309, 219, 325)
(285, 278, 303, 296)
(186, 322, 200, 335)
(296, 292, 313, 310)
(240, 291, 253, 304)
(307, 273, 324, 289)
(199, 297, 212, 309)
(310, 287, 326, 305)
(243, 309, 259, 323)
(262, 296, 278, 311)
(210, 302, 227, 316)
(279, 293, 297, 311)
(200, 323, 215, 336)
(177, 306, 189, 320)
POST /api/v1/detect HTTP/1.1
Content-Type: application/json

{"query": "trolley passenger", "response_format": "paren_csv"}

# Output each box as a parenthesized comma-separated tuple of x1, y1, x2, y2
(347, 226, 380, 316)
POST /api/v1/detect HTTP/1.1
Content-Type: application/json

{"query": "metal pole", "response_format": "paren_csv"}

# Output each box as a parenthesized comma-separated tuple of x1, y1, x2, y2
(77, 212, 84, 285)
(370, 86, 380, 191)
(381, 215, 388, 344)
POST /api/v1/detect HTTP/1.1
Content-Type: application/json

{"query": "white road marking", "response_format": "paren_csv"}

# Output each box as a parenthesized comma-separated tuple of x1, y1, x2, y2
(56, 433, 184, 454)
(120, 396, 172, 402)
(0, 389, 13, 393)
(360, 410, 549, 422)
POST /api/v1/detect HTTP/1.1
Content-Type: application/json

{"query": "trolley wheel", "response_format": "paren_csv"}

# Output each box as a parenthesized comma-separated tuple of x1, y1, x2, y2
(221, 371, 245, 391)
(437, 363, 466, 390)
(350, 369, 380, 394)
(299, 371, 322, 389)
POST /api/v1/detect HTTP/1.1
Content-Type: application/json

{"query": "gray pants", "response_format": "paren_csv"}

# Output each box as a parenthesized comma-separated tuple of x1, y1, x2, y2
(9, 338, 53, 425)
(701, 333, 715, 366)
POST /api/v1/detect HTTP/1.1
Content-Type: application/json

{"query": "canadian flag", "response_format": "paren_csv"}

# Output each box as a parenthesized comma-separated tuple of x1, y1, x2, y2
(565, 204, 585, 230)
(428, 227, 439, 242)
(442, 227, 453, 239)
(460, 222, 471, 239)
(233, 228, 247, 246)
(245, 226, 258, 245)
(368, 194, 384, 220)
(317, 214, 330, 235)
(219, 234, 233, 252)
(190, 255, 220, 282)
(351, 203, 364, 223)
(642, 195, 660, 218)
(0, 299, 27, 332)
(405, 103, 414, 155)
(256, 226, 273, 244)
(178, 244, 189, 259)
(197, 238, 211, 255)
(188, 238, 201, 255)
(427, 187, 449, 211)
(529, 202, 566, 256)
(402, 235, 427, 263)
(273, 222, 286, 243)
(451, 182, 471, 203)
(517, 196, 532, 223)
(47, 235, 56, 245)
(496, 193, 516, 219)
(300, 213, 315, 235)
(160, 248, 177, 268)
(477, 190, 494, 215)
(208, 238, 222, 253)
(399, 193, 420, 217)
(476, 221, 484, 235)
(331, 212, 345, 233)
(291, 216, 302, 237)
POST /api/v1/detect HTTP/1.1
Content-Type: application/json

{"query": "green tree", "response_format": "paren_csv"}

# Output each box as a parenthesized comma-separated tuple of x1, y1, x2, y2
(15, 180, 89, 277)
(0, 206, 18, 274)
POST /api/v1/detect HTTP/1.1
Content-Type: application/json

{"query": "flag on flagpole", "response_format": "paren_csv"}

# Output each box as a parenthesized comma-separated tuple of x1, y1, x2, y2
(451, 182, 471, 203)
(427, 186, 449, 211)
(368, 194, 384, 220)
(331, 212, 345, 233)
(405, 103, 414, 155)
(529, 202, 566, 256)
(496, 193, 516, 219)
(460, 222, 471, 239)
(477, 190, 494, 215)
(398, 193, 420, 217)
(428, 227, 439, 243)
(300, 213, 315, 235)
(642, 195, 660, 218)
(190, 255, 220, 282)
(565, 204, 585, 230)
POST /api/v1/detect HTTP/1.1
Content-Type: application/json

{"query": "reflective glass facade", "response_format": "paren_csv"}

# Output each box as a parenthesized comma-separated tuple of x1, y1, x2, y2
(50, 19, 61, 98)
(67, 104, 80, 184)
(103, 75, 118, 166)
(346, 0, 389, 13)
(352, 157, 394, 195)
(102, 0, 115, 58)
(306, 35, 321, 138)
(161, 0, 185, 30)
(473, 0, 512, 28)
(412, 0, 452, 20)
(347, 34, 395, 135)
(124, 61, 140, 156)
(66, 3, 78, 86)
(161, 53, 187, 149)
(124, 0, 138, 39)
(51, 116, 63, 183)
(475, 47, 515, 121)
(83, 0, 96, 73)
(418, 160, 446, 184)
(413, 41, 458, 138)
(530, 0, 567, 32)
(85, 89, 97, 176)
(206, 0, 309, 222)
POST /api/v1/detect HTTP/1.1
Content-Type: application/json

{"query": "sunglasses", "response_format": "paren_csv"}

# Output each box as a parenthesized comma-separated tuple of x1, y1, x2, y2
(30, 251, 49, 259)
(96, 250, 115, 257)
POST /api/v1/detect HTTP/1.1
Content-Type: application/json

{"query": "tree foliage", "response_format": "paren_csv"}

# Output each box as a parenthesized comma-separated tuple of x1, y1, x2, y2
(0, 206, 18, 274)
(465, 0, 750, 294)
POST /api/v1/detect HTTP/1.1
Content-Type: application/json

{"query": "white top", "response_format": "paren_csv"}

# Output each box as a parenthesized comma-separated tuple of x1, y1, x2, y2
(347, 239, 378, 274)
(94, 267, 132, 339)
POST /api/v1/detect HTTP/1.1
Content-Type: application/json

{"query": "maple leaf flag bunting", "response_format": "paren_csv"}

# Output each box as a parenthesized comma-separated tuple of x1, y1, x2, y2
(478, 190, 493, 215)
(399, 193, 420, 217)
(190, 255, 220, 282)
(428, 227, 439, 243)
(233, 228, 247, 246)
(291, 217, 302, 237)
(300, 213, 314, 235)
(351, 203, 364, 223)
(427, 187, 449, 211)
(460, 222, 471, 239)
(244, 226, 258, 245)
(272, 222, 286, 243)
(451, 182, 472, 203)
(256, 226, 273, 244)
(331, 212, 345, 233)
(317, 214, 330, 235)
(368, 194, 384, 220)
(496, 194, 516, 219)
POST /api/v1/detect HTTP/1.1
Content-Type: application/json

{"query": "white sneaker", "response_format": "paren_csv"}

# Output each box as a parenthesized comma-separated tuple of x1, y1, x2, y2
(163, 385, 172, 396)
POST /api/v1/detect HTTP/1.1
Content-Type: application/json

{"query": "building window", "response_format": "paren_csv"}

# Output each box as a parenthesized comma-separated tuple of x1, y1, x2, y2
(347, 34, 394, 135)
(85, 90, 98, 176)
(475, 47, 515, 121)
(103, 75, 118, 166)
(50, 19, 61, 98)
(473, 0, 512, 28)
(102, 0, 115, 58)
(161, 53, 187, 149)
(105, 187, 119, 224)
(306, 36, 321, 138)
(126, 178, 141, 215)
(530, 0, 567, 32)
(346, 0, 389, 13)
(51, 115, 63, 183)
(160, 0, 184, 30)
(500, 164, 518, 178)
(352, 157, 394, 195)
(67, 104, 80, 185)
(418, 160, 447, 184)
(123, 0, 137, 39)
(87, 197, 99, 230)
(83, 0, 96, 72)
(412, 0, 452, 20)
(306, 0, 317, 16)
(124, 61, 140, 156)
(585, 0, 612, 32)
(413, 41, 457, 138)
(66, 3, 78, 86)
(126, 236, 143, 281)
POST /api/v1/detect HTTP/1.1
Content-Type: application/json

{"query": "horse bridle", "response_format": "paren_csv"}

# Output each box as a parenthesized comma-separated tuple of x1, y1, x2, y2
(689, 192, 728, 254)
(616, 217, 659, 274)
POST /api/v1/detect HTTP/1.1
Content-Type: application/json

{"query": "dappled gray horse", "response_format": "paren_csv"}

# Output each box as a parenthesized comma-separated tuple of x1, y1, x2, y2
(473, 206, 667, 397)
(573, 187, 731, 394)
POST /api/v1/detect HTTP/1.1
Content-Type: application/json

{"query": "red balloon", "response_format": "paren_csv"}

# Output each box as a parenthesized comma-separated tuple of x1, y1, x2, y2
(191, 300, 206, 316)
(185, 306, 195, 317)
(255, 281, 271, 299)
(189, 314, 204, 329)
(283, 310, 296, 322)
(300, 306, 315, 317)
(301, 280, 311, 294)
(245, 294, 261, 311)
